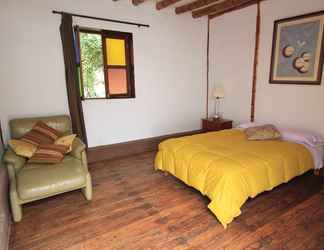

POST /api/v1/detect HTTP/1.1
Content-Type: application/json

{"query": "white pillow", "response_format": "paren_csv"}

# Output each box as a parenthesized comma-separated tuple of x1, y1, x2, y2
(279, 128, 324, 147)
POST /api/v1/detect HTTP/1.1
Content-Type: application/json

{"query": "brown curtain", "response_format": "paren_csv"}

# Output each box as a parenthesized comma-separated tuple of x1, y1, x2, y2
(0, 121, 4, 153)
(59, 13, 88, 146)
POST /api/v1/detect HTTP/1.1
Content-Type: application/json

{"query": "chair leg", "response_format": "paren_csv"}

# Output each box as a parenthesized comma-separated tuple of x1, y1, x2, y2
(9, 190, 22, 222)
(82, 173, 92, 201)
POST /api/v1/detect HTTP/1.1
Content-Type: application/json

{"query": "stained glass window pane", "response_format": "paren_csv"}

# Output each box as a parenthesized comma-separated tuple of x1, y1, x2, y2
(108, 68, 127, 94)
(106, 38, 126, 66)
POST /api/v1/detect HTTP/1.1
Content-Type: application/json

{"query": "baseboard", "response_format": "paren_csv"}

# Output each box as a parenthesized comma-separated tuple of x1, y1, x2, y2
(87, 129, 203, 163)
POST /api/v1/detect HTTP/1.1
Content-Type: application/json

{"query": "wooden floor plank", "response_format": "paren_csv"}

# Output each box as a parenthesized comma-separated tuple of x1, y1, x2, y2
(9, 152, 324, 250)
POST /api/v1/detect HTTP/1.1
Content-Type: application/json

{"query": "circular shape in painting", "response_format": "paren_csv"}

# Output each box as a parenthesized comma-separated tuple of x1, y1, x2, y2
(293, 57, 305, 70)
(282, 45, 295, 57)
(301, 52, 311, 62)
(298, 61, 310, 73)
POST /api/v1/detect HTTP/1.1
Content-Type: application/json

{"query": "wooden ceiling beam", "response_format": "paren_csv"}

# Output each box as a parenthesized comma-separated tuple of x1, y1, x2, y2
(156, 0, 183, 10)
(192, 0, 260, 18)
(208, 0, 260, 18)
(132, 0, 148, 6)
(175, 0, 220, 14)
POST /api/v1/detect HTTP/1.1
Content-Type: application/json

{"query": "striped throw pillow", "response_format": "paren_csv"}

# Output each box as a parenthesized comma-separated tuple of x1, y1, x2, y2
(21, 121, 61, 146)
(28, 144, 69, 164)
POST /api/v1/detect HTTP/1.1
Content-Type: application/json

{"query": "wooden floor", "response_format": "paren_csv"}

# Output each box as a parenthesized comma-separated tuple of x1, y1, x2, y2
(10, 152, 324, 250)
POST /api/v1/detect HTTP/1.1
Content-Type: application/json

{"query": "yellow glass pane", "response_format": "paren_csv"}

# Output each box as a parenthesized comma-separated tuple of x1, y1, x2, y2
(106, 38, 126, 66)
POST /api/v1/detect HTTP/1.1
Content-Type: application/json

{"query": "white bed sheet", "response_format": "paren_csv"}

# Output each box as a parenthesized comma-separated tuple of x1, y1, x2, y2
(301, 143, 323, 170)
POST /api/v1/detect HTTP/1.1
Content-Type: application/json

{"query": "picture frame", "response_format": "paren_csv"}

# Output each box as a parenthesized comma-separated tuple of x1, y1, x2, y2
(269, 11, 324, 85)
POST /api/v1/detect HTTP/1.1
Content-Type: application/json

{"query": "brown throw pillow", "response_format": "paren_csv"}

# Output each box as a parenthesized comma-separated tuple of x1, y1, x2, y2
(21, 121, 61, 146)
(28, 144, 69, 164)
(244, 124, 281, 141)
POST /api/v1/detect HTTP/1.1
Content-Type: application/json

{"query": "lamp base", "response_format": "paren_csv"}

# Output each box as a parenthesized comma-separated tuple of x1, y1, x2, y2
(213, 114, 220, 120)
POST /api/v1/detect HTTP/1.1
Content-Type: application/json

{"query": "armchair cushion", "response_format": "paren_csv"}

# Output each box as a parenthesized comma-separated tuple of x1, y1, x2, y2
(17, 156, 87, 200)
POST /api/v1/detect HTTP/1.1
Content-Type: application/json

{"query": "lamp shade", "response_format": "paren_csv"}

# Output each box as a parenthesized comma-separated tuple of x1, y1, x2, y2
(213, 86, 225, 98)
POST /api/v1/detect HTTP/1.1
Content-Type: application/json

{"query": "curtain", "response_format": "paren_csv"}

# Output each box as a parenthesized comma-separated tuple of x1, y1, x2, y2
(0, 122, 4, 155)
(59, 13, 88, 146)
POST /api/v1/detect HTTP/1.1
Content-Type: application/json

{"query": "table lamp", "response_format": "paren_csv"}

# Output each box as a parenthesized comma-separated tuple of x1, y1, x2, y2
(212, 86, 225, 119)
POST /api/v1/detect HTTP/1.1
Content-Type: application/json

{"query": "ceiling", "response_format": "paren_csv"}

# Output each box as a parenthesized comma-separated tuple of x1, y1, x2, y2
(126, 0, 262, 19)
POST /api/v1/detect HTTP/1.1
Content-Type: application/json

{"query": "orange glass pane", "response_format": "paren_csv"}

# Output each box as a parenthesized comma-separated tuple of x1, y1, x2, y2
(108, 68, 127, 95)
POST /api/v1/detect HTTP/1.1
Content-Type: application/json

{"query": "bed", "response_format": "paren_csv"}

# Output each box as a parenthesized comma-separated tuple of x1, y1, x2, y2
(154, 128, 321, 228)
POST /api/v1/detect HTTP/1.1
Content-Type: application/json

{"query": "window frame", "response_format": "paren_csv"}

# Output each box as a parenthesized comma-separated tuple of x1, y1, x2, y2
(76, 26, 135, 100)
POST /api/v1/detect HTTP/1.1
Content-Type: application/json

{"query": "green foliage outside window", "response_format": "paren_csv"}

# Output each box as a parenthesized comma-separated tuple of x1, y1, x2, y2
(79, 32, 103, 98)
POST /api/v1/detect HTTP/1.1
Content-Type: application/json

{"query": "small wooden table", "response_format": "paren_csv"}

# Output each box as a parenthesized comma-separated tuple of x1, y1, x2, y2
(202, 118, 233, 132)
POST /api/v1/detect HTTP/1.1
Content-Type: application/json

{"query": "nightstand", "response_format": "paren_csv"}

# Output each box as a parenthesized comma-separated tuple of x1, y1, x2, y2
(202, 118, 232, 132)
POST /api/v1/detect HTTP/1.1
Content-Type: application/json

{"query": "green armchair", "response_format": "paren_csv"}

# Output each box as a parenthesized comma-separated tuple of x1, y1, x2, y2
(3, 115, 92, 222)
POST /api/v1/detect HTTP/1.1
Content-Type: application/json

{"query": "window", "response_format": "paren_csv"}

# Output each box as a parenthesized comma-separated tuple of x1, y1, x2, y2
(76, 27, 135, 99)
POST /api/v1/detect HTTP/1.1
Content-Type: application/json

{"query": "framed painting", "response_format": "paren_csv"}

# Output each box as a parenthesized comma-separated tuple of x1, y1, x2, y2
(269, 11, 324, 85)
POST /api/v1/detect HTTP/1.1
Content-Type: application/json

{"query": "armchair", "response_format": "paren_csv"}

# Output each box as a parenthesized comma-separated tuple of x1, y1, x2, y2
(3, 115, 92, 222)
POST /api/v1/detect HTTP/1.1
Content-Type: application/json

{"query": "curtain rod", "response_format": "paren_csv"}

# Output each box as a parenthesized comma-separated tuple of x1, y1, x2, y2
(52, 10, 150, 28)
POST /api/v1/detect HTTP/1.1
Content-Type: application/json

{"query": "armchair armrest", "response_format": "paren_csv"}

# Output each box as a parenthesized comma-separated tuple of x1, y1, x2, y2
(3, 149, 26, 174)
(70, 137, 86, 161)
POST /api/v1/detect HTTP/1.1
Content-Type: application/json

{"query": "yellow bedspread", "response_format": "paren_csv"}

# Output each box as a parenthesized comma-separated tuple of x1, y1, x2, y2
(154, 129, 314, 228)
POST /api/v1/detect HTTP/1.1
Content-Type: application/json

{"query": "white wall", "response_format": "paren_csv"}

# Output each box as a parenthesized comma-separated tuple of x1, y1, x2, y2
(209, 0, 324, 136)
(0, 0, 207, 147)
(209, 6, 256, 122)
